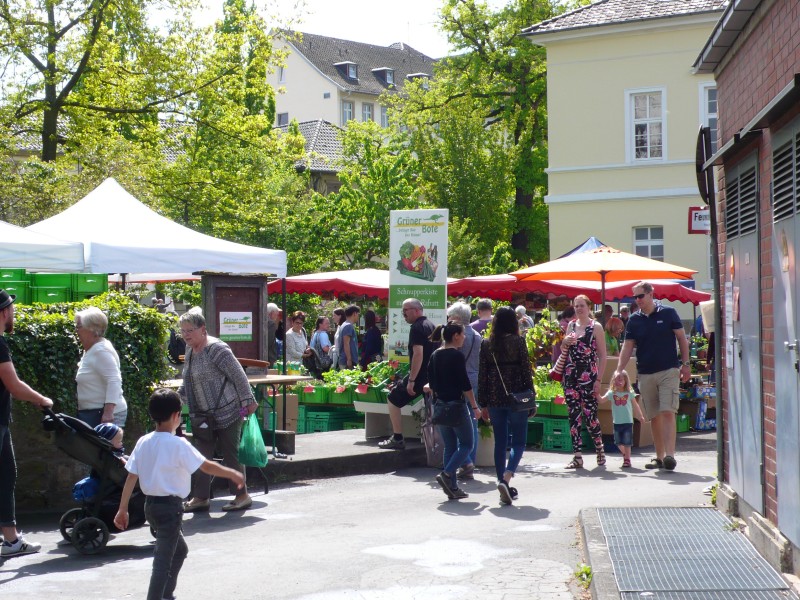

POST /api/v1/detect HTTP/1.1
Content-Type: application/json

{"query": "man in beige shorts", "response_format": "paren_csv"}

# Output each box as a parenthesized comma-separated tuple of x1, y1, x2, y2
(615, 282, 691, 471)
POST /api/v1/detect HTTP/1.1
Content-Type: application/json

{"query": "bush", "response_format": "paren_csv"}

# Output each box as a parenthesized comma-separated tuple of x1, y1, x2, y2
(8, 292, 174, 432)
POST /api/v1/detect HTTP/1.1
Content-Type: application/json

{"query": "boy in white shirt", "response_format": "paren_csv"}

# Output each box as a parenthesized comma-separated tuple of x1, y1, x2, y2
(114, 389, 243, 600)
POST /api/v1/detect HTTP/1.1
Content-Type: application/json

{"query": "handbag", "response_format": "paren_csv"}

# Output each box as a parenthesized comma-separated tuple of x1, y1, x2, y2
(491, 351, 536, 413)
(431, 399, 465, 427)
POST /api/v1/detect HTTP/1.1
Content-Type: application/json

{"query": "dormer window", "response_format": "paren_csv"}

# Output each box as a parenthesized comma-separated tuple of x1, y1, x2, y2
(406, 72, 431, 90)
(371, 67, 395, 86)
(334, 61, 358, 80)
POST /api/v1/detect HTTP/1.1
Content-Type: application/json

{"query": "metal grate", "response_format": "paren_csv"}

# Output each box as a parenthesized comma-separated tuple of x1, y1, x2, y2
(599, 508, 798, 598)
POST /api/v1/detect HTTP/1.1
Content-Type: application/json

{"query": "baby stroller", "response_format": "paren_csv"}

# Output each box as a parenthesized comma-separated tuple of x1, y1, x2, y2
(42, 409, 148, 555)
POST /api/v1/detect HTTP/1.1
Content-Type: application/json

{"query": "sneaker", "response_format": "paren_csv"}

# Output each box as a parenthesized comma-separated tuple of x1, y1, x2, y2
(1, 536, 41, 558)
(663, 455, 677, 471)
(456, 464, 475, 480)
(497, 481, 513, 505)
(435, 472, 455, 499)
(645, 458, 664, 470)
(451, 488, 469, 500)
(378, 436, 405, 450)
(509, 487, 519, 501)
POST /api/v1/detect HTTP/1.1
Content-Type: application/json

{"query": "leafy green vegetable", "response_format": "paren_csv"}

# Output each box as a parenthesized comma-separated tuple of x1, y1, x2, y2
(399, 241, 415, 259)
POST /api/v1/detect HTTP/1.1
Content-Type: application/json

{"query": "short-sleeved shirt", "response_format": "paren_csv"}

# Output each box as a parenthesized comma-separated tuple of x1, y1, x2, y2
(126, 431, 205, 498)
(624, 305, 683, 374)
(0, 336, 11, 426)
(337, 322, 359, 367)
(602, 390, 636, 425)
(409, 316, 437, 385)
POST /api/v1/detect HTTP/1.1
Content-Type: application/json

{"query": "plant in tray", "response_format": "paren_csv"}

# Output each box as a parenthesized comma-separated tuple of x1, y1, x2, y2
(526, 307, 563, 365)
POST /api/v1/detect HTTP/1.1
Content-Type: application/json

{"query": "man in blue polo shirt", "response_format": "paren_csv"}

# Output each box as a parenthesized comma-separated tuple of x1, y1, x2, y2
(615, 281, 691, 471)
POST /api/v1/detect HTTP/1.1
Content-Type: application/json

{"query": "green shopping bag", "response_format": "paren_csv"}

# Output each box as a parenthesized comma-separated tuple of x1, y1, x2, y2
(238, 414, 268, 467)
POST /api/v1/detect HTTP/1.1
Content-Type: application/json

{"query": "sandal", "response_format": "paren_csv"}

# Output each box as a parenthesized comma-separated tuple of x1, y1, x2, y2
(622, 458, 632, 468)
(566, 456, 584, 469)
(596, 449, 606, 466)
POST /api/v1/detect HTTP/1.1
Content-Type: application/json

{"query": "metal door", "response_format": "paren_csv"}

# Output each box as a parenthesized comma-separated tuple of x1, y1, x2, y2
(724, 160, 763, 514)
(772, 130, 800, 545)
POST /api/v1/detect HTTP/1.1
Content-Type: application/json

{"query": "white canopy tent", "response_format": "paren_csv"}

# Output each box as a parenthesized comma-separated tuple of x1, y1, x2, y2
(0, 220, 85, 272)
(28, 178, 287, 277)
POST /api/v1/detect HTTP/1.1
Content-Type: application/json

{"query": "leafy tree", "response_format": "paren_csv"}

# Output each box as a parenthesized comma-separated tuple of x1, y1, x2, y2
(301, 121, 423, 270)
(393, 0, 561, 264)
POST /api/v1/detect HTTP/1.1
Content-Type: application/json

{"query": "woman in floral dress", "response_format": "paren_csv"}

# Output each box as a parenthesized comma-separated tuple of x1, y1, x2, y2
(561, 295, 607, 469)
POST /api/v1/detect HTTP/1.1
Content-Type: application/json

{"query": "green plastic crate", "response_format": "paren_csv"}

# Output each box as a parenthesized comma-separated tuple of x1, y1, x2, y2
(29, 273, 72, 288)
(549, 401, 569, 417)
(527, 420, 544, 446)
(0, 268, 27, 281)
(72, 291, 100, 302)
(2, 281, 30, 304)
(353, 385, 385, 403)
(303, 409, 359, 433)
(676, 413, 691, 433)
(542, 431, 572, 452)
(535, 400, 551, 416)
(31, 286, 70, 304)
(301, 386, 329, 404)
(72, 273, 108, 293)
(328, 386, 354, 405)
(343, 420, 365, 430)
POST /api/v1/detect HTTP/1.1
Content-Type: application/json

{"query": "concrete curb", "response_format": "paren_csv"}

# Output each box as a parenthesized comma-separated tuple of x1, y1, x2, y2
(580, 507, 621, 600)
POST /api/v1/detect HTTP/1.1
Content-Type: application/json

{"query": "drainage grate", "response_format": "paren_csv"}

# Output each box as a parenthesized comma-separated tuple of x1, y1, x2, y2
(621, 593, 797, 600)
(599, 508, 798, 598)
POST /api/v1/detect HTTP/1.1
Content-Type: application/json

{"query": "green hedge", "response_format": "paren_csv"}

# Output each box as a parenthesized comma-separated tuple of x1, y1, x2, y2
(8, 292, 174, 431)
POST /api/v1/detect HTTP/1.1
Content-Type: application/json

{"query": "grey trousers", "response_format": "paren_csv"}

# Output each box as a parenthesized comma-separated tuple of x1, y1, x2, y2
(145, 496, 186, 600)
(190, 418, 246, 499)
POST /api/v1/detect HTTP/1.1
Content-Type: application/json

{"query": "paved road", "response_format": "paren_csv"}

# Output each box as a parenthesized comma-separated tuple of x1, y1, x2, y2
(0, 433, 716, 599)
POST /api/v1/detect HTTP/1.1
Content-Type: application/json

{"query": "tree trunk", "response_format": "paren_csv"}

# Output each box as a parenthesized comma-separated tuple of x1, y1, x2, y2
(41, 107, 59, 162)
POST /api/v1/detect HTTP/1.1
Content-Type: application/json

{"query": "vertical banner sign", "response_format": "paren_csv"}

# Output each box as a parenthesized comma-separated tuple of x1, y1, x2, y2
(388, 209, 448, 362)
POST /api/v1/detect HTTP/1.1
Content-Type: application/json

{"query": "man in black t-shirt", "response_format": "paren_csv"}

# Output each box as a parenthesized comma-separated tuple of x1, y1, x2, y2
(379, 298, 438, 450)
(0, 289, 54, 558)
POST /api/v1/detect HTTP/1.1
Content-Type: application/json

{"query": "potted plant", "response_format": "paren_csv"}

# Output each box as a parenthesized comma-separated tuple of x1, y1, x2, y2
(526, 307, 564, 368)
(475, 418, 495, 467)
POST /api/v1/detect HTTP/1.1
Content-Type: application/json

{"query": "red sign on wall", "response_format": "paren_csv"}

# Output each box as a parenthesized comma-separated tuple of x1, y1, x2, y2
(688, 206, 710, 234)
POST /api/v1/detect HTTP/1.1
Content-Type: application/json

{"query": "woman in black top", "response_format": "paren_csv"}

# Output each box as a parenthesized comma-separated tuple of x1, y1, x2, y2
(478, 306, 534, 505)
(426, 321, 481, 500)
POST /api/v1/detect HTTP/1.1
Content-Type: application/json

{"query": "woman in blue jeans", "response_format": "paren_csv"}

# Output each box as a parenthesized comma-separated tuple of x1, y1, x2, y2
(426, 321, 481, 500)
(478, 307, 534, 505)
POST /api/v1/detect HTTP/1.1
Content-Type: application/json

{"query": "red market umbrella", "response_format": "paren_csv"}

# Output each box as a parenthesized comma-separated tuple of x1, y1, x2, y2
(511, 246, 697, 315)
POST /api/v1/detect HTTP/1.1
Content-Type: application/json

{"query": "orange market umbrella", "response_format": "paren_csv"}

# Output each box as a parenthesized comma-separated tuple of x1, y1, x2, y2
(511, 246, 697, 317)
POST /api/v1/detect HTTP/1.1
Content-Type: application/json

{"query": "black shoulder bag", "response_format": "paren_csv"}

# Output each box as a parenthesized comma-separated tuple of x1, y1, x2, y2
(492, 350, 536, 413)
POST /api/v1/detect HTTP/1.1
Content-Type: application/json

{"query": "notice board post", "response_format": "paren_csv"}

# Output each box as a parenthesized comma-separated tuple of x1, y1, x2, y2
(200, 273, 269, 363)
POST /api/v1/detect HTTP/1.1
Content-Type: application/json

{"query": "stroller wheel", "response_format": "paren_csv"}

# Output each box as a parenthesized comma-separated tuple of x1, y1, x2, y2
(71, 517, 109, 555)
(59, 508, 87, 542)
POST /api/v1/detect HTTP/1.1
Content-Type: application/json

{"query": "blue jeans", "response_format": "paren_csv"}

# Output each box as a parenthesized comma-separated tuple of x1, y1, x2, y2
(438, 404, 474, 489)
(77, 408, 103, 428)
(488, 407, 528, 483)
(145, 496, 187, 600)
(0, 425, 17, 528)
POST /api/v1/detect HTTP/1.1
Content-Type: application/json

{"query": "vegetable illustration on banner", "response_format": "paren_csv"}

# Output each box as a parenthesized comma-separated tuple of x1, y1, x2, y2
(388, 210, 448, 361)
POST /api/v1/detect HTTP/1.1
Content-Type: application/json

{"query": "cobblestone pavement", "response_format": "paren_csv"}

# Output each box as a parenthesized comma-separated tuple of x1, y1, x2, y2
(0, 433, 716, 599)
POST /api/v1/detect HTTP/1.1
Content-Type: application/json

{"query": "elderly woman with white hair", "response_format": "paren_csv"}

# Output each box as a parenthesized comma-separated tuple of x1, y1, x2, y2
(447, 301, 482, 480)
(75, 306, 127, 428)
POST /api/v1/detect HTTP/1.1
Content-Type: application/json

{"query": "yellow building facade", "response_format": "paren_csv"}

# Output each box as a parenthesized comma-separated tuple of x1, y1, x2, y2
(525, 2, 724, 318)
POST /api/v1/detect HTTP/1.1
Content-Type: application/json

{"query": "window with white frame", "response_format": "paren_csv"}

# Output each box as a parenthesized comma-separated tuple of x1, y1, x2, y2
(342, 101, 353, 124)
(276, 112, 289, 126)
(362, 103, 373, 122)
(278, 66, 285, 84)
(700, 83, 718, 154)
(380, 106, 389, 128)
(386, 70, 394, 85)
(627, 89, 664, 161)
(633, 226, 664, 261)
(347, 64, 358, 79)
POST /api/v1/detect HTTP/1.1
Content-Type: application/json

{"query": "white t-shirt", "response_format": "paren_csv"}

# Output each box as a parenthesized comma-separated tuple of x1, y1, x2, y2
(125, 432, 205, 497)
(76, 338, 127, 415)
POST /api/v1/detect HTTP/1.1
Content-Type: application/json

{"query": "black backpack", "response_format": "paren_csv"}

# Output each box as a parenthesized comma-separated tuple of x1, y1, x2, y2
(168, 329, 186, 364)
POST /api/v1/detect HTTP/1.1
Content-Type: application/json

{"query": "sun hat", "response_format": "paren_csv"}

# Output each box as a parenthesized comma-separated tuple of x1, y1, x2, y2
(94, 423, 121, 440)
(0, 289, 16, 311)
